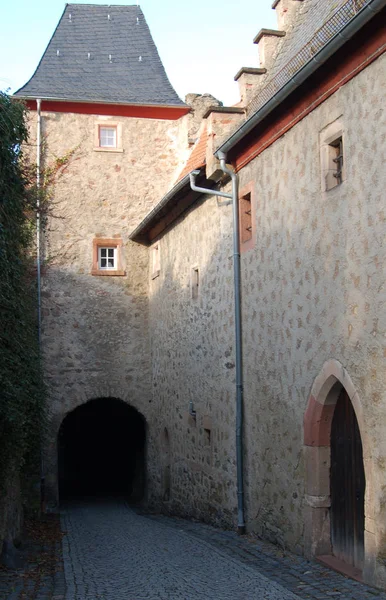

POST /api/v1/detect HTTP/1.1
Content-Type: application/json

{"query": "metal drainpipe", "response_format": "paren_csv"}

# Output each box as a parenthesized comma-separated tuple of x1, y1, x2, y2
(189, 156, 246, 534)
(36, 99, 42, 346)
(36, 98, 45, 510)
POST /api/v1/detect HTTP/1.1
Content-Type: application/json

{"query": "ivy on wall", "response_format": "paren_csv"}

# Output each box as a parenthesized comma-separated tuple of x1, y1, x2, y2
(0, 91, 46, 496)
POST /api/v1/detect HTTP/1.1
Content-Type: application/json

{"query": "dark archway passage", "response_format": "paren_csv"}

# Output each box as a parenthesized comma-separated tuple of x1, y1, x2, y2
(58, 398, 146, 502)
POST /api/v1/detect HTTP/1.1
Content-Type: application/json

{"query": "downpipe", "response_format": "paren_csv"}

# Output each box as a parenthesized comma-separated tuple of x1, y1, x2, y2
(36, 99, 45, 512)
(189, 158, 246, 535)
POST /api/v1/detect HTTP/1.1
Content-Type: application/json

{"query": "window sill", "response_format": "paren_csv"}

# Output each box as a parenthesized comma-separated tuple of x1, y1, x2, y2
(91, 269, 126, 276)
(323, 178, 345, 193)
(93, 147, 124, 153)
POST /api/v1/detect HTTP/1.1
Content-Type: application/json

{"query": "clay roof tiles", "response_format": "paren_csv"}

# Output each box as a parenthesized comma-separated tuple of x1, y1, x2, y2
(14, 4, 185, 106)
(177, 122, 208, 182)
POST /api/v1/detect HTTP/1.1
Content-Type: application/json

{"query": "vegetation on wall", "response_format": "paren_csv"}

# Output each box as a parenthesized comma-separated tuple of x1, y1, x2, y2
(0, 91, 46, 499)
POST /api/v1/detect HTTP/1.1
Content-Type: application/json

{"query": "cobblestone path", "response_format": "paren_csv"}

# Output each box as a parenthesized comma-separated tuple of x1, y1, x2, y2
(61, 499, 300, 599)
(3, 500, 386, 599)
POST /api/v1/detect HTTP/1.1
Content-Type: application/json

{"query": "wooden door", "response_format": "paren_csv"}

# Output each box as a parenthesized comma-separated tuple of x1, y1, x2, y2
(330, 389, 365, 568)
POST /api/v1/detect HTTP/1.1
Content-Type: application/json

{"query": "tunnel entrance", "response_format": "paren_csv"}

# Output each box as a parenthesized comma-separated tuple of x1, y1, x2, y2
(58, 398, 146, 502)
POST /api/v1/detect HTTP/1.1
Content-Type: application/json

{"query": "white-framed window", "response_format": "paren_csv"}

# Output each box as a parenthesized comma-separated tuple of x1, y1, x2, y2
(94, 122, 123, 153)
(98, 246, 117, 270)
(99, 126, 117, 148)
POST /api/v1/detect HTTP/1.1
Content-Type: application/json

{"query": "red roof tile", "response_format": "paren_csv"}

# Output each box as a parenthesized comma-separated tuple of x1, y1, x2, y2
(177, 122, 208, 182)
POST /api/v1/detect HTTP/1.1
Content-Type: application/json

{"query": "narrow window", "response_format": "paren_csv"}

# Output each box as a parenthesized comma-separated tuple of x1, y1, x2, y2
(99, 126, 117, 148)
(191, 266, 199, 300)
(330, 137, 343, 186)
(204, 427, 211, 446)
(320, 121, 344, 192)
(240, 192, 252, 244)
(98, 247, 116, 270)
(151, 243, 160, 279)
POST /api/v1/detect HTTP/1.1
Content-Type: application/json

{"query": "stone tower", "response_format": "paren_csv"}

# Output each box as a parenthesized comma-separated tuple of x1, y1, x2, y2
(14, 3, 190, 506)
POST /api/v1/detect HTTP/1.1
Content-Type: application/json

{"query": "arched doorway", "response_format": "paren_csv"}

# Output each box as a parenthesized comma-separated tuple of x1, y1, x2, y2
(304, 360, 367, 577)
(58, 398, 146, 502)
(330, 388, 365, 569)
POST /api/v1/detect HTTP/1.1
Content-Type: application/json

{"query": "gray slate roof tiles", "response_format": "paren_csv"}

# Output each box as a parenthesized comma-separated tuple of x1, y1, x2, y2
(14, 4, 185, 106)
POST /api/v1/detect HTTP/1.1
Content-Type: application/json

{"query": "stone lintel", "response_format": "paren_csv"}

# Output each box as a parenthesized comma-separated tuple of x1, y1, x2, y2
(253, 28, 286, 45)
(234, 67, 267, 82)
(203, 106, 245, 119)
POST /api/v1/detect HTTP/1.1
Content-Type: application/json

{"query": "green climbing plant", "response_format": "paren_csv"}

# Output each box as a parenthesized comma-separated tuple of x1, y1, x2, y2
(0, 91, 46, 500)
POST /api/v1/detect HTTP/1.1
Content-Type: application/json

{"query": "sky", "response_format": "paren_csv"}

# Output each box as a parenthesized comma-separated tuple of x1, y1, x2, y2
(1, 0, 277, 106)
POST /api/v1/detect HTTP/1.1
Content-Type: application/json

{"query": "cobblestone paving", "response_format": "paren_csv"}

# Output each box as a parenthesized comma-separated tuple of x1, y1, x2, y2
(61, 499, 300, 599)
(146, 513, 386, 600)
(3, 499, 386, 599)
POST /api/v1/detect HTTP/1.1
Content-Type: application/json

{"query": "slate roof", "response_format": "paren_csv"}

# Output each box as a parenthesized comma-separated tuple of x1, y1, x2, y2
(14, 4, 185, 106)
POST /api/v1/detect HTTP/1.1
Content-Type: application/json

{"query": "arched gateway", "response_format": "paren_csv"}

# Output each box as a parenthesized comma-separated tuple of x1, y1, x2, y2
(304, 360, 368, 578)
(58, 398, 146, 502)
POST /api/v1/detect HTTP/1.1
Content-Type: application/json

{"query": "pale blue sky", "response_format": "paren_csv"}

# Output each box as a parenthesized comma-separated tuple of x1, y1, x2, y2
(1, 0, 277, 105)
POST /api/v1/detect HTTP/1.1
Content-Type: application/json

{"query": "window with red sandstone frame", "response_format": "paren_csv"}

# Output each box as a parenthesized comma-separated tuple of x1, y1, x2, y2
(94, 122, 123, 152)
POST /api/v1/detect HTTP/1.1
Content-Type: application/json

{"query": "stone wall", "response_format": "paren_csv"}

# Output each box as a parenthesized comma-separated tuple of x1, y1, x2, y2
(148, 193, 237, 525)
(239, 52, 386, 565)
(28, 109, 189, 505)
(148, 52, 386, 584)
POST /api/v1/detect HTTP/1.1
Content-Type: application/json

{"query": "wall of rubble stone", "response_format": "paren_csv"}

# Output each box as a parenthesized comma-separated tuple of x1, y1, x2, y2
(240, 53, 386, 584)
(147, 192, 237, 525)
(27, 108, 189, 505)
(148, 53, 386, 585)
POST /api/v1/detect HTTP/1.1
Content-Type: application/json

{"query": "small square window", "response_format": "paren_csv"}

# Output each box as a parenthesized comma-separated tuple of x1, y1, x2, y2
(94, 122, 123, 152)
(99, 126, 117, 148)
(98, 246, 116, 270)
(91, 238, 125, 276)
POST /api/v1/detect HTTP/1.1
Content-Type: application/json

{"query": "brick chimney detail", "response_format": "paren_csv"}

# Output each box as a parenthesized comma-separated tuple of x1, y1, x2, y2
(253, 29, 286, 71)
(203, 107, 245, 180)
(234, 67, 267, 107)
(272, 0, 305, 31)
